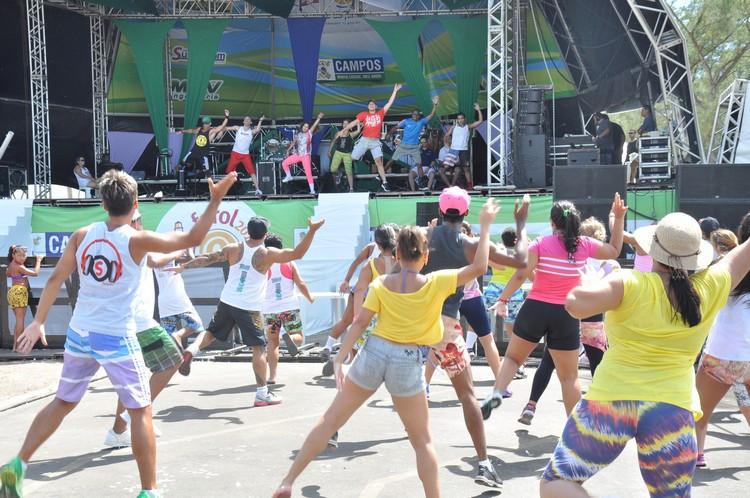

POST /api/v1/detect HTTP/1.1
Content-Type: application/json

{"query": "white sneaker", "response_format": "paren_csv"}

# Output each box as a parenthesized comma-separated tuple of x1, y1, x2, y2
(282, 172, 293, 183)
(121, 411, 162, 437)
(104, 428, 131, 448)
(254, 189, 263, 195)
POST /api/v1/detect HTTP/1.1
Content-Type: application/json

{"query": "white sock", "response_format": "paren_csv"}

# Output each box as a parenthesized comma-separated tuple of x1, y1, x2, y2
(21, 460, 28, 472)
(309, 183, 316, 193)
(325, 336, 337, 350)
(465, 331, 478, 349)
(478, 459, 491, 468)
(257, 385, 268, 397)
(186, 343, 199, 355)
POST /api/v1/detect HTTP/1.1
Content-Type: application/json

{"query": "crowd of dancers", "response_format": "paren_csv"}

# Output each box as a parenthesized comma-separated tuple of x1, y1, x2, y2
(2, 165, 750, 497)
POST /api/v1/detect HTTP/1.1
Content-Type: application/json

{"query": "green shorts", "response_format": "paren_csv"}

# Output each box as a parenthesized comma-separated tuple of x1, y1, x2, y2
(137, 325, 183, 373)
(330, 150, 353, 174)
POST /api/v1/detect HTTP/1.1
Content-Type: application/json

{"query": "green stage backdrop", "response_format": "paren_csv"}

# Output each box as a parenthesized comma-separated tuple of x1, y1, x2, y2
(31, 193, 674, 257)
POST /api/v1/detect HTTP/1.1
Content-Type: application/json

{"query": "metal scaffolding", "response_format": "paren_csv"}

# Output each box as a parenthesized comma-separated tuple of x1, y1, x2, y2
(486, 0, 517, 186)
(618, 0, 703, 164)
(707, 79, 748, 164)
(90, 12, 109, 176)
(26, 0, 52, 199)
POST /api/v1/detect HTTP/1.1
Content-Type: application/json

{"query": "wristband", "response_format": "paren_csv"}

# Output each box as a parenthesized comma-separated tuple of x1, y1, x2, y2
(498, 298, 510, 304)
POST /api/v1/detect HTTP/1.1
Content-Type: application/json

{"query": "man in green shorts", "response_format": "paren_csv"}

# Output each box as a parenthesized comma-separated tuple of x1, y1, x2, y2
(104, 210, 185, 447)
(328, 120, 361, 192)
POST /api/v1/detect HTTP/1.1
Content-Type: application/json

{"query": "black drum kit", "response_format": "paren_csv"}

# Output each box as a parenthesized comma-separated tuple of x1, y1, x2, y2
(262, 137, 290, 161)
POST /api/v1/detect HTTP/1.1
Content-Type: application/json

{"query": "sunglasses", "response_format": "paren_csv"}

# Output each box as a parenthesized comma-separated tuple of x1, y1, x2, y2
(12, 246, 28, 253)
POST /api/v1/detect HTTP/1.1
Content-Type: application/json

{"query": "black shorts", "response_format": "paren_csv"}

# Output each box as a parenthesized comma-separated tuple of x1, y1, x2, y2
(513, 298, 580, 350)
(207, 301, 265, 347)
(456, 150, 470, 167)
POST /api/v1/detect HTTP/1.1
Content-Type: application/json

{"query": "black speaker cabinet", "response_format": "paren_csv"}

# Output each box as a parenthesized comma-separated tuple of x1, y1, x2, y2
(416, 202, 441, 227)
(567, 148, 600, 166)
(257, 161, 277, 195)
(0, 164, 27, 198)
(514, 134, 548, 188)
(554, 165, 627, 226)
(677, 164, 750, 231)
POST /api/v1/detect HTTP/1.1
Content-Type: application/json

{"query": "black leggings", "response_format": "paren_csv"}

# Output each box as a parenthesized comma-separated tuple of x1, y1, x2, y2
(528, 344, 606, 404)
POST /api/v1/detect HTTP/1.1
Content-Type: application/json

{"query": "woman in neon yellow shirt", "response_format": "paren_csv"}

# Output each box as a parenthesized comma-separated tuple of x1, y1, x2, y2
(540, 212, 750, 498)
(274, 198, 513, 498)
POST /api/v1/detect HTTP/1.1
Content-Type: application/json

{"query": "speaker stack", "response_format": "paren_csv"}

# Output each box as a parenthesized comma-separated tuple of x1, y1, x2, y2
(677, 164, 750, 231)
(0, 162, 27, 198)
(514, 86, 549, 188)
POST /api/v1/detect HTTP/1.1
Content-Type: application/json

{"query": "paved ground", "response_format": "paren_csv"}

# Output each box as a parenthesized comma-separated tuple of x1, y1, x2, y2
(0, 360, 748, 497)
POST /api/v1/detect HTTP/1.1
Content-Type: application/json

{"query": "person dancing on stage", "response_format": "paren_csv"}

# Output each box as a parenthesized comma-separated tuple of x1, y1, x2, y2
(177, 110, 230, 175)
(444, 104, 483, 189)
(0, 170, 237, 498)
(224, 114, 265, 195)
(328, 120, 362, 193)
(6, 246, 43, 353)
(281, 112, 325, 195)
(273, 199, 500, 498)
(540, 212, 750, 498)
(339, 84, 403, 192)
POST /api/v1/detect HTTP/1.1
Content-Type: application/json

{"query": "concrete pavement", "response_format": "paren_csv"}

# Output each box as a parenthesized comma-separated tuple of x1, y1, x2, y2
(0, 361, 747, 497)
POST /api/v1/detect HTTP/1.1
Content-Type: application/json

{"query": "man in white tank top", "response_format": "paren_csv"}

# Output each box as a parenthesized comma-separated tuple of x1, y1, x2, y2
(225, 115, 264, 195)
(4, 170, 238, 498)
(445, 103, 483, 189)
(166, 216, 325, 407)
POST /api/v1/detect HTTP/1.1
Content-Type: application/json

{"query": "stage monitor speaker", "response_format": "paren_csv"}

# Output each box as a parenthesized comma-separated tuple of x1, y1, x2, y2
(514, 134, 548, 188)
(416, 202, 441, 227)
(554, 165, 627, 226)
(257, 161, 277, 195)
(677, 164, 750, 231)
(567, 148, 600, 165)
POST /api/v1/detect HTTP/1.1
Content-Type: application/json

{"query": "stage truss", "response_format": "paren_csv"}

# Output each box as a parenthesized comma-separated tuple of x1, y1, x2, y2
(707, 79, 748, 164)
(27, 0, 52, 199)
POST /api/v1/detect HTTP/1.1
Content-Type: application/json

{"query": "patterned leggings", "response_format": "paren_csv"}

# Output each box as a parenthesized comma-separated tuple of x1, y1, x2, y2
(543, 399, 697, 498)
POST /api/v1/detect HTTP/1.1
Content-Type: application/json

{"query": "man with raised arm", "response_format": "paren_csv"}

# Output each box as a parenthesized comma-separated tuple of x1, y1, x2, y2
(340, 84, 403, 192)
(177, 109, 230, 175)
(167, 216, 325, 407)
(224, 114, 265, 195)
(0, 170, 237, 498)
(444, 103, 484, 189)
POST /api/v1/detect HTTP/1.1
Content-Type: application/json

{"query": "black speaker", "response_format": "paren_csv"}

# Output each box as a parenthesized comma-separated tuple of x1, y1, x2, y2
(0, 166, 9, 198)
(0, 164, 26, 198)
(519, 88, 544, 102)
(257, 161, 277, 195)
(554, 165, 627, 225)
(416, 202, 441, 227)
(514, 134, 548, 188)
(677, 164, 750, 231)
(567, 148, 600, 166)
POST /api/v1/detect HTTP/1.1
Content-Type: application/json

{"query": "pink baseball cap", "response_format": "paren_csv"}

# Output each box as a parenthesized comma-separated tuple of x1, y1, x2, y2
(439, 186, 470, 215)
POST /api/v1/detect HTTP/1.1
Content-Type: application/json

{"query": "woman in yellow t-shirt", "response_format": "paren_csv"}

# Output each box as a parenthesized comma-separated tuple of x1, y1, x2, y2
(274, 199, 502, 498)
(540, 212, 750, 498)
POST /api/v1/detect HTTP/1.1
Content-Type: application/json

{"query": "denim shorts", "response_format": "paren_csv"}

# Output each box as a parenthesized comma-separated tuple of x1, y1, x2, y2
(347, 335, 425, 397)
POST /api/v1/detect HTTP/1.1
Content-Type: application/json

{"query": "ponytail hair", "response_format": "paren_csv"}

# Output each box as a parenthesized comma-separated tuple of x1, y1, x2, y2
(7, 245, 15, 263)
(374, 224, 397, 254)
(397, 226, 428, 262)
(550, 201, 582, 262)
(731, 211, 750, 302)
(667, 267, 702, 327)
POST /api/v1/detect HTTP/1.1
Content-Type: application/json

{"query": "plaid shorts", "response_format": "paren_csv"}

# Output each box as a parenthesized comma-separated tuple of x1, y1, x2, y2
(137, 326, 183, 374)
(264, 309, 303, 336)
(160, 310, 204, 336)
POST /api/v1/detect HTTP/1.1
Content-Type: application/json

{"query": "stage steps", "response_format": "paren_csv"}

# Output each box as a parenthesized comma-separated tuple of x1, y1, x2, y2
(0, 199, 34, 257)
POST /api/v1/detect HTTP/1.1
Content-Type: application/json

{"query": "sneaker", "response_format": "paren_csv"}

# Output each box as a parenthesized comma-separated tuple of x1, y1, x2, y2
(696, 453, 707, 468)
(104, 428, 132, 448)
(348, 188, 355, 193)
(481, 392, 503, 420)
(518, 403, 536, 425)
(0, 457, 25, 498)
(320, 347, 331, 362)
(467, 182, 474, 190)
(121, 411, 162, 437)
(474, 462, 503, 488)
(418, 177, 429, 191)
(255, 391, 283, 407)
(381, 182, 390, 192)
(322, 358, 334, 377)
(514, 364, 527, 380)
(281, 333, 299, 357)
(179, 350, 194, 376)
(334, 171, 342, 185)
(281, 172, 293, 183)
(327, 431, 339, 449)
(254, 189, 263, 196)
(136, 491, 162, 498)
(502, 389, 513, 399)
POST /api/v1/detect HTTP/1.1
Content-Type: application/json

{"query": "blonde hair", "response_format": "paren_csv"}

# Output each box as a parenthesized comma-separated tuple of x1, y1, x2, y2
(580, 216, 606, 242)
(711, 229, 738, 256)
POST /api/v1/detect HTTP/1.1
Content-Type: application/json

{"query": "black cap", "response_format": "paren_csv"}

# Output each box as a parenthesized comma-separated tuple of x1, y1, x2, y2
(247, 216, 270, 240)
(699, 216, 719, 236)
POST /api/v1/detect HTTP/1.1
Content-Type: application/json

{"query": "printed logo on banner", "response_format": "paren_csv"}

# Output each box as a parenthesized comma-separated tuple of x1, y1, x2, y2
(44, 232, 72, 256)
(156, 202, 258, 256)
(171, 79, 225, 102)
(317, 57, 384, 81)
(171, 45, 227, 65)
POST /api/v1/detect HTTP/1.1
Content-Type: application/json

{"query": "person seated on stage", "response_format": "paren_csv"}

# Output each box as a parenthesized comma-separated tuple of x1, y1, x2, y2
(328, 120, 362, 193)
(98, 152, 124, 173)
(637, 104, 657, 135)
(177, 109, 230, 173)
(433, 135, 458, 190)
(407, 136, 437, 192)
(73, 156, 99, 192)
(592, 112, 614, 164)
